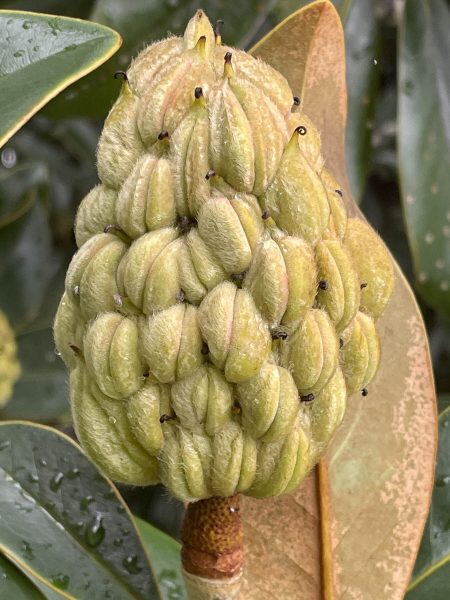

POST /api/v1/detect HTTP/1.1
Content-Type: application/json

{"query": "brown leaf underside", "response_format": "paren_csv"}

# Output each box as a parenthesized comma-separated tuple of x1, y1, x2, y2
(242, 2, 437, 599)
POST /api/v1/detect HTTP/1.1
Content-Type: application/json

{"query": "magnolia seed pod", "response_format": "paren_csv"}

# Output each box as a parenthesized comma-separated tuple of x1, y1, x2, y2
(248, 424, 307, 498)
(142, 303, 204, 383)
(306, 367, 347, 463)
(227, 76, 288, 195)
(116, 155, 176, 238)
(276, 232, 317, 330)
(127, 37, 183, 94)
(97, 79, 145, 190)
(243, 238, 288, 327)
(315, 239, 360, 332)
(117, 227, 179, 314)
(84, 312, 144, 399)
(281, 308, 339, 395)
(340, 311, 381, 394)
(171, 364, 233, 435)
(53, 292, 84, 369)
(178, 229, 227, 305)
(261, 129, 330, 244)
(198, 282, 271, 383)
(344, 218, 395, 318)
(55, 10, 394, 509)
(136, 32, 215, 146)
(236, 363, 299, 442)
(211, 421, 257, 497)
(198, 195, 263, 274)
(75, 185, 117, 247)
(171, 96, 211, 216)
(71, 368, 159, 485)
(0, 311, 21, 407)
(160, 423, 214, 500)
(320, 169, 347, 240)
(65, 233, 128, 320)
(286, 113, 323, 172)
(126, 383, 171, 455)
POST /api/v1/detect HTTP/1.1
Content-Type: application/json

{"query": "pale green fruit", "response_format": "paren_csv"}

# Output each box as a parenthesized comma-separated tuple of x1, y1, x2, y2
(54, 9, 394, 502)
(0, 311, 21, 407)
(340, 311, 381, 394)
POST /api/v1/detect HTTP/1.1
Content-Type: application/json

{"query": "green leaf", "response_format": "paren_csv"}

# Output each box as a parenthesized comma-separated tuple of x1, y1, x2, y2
(0, 1, 95, 18)
(343, 0, 380, 200)
(44, 0, 276, 119)
(0, 421, 160, 599)
(134, 516, 186, 600)
(0, 198, 62, 331)
(406, 406, 450, 599)
(398, 0, 450, 318)
(0, 10, 121, 148)
(438, 394, 450, 415)
(0, 553, 46, 600)
(0, 328, 69, 424)
(0, 163, 47, 228)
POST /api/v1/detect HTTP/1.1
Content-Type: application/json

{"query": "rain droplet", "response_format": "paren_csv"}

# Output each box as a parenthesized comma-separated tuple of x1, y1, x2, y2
(424, 232, 435, 244)
(417, 271, 428, 283)
(0, 441, 10, 451)
(22, 21, 32, 29)
(50, 472, 64, 492)
(109, 416, 117, 425)
(21, 541, 34, 560)
(122, 555, 142, 574)
(1, 148, 16, 168)
(436, 475, 450, 487)
(39, 458, 47, 466)
(66, 468, 80, 479)
(440, 281, 449, 291)
(80, 495, 95, 511)
(13, 50, 25, 57)
(113, 537, 123, 547)
(27, 473, 39, 483)
(85, 514, 105, 548)
(51, 574, 70, 590)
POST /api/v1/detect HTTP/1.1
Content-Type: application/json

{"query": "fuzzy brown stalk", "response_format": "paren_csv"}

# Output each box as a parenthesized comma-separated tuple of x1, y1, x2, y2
(181, 495, 243, 599)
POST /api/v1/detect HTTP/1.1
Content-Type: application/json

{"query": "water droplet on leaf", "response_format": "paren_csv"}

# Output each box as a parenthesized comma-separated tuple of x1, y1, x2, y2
(84, 514, 105, 547)
(50, 472, 64, 492)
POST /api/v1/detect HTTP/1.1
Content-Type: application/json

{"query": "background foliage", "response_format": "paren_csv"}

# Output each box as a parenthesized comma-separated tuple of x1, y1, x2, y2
(0, 0, 449, 597)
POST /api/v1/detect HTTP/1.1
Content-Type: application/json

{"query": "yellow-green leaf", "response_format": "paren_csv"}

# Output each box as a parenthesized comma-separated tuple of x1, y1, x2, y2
(0, 10, 121, 148)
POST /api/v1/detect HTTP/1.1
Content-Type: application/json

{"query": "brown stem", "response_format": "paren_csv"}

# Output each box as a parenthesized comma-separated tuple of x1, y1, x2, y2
(181, 495, 243, 579)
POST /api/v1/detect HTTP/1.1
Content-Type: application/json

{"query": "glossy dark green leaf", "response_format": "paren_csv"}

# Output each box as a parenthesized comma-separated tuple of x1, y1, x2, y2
(0, 198, 62, 331)
(343, 0, 380, 200)
(0, 10, 121, 148)
(0, 163, 47, 228)
(0, 1, 94, 18)
(398, 0, 450, 318)
(134, 516, 186, 600)
(0, 553, 46, 600)
(0, 328, 69, 423)
(45, 0, 276, 119)
(406, 406, 450, 599)
(0, 422, 160, 599)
